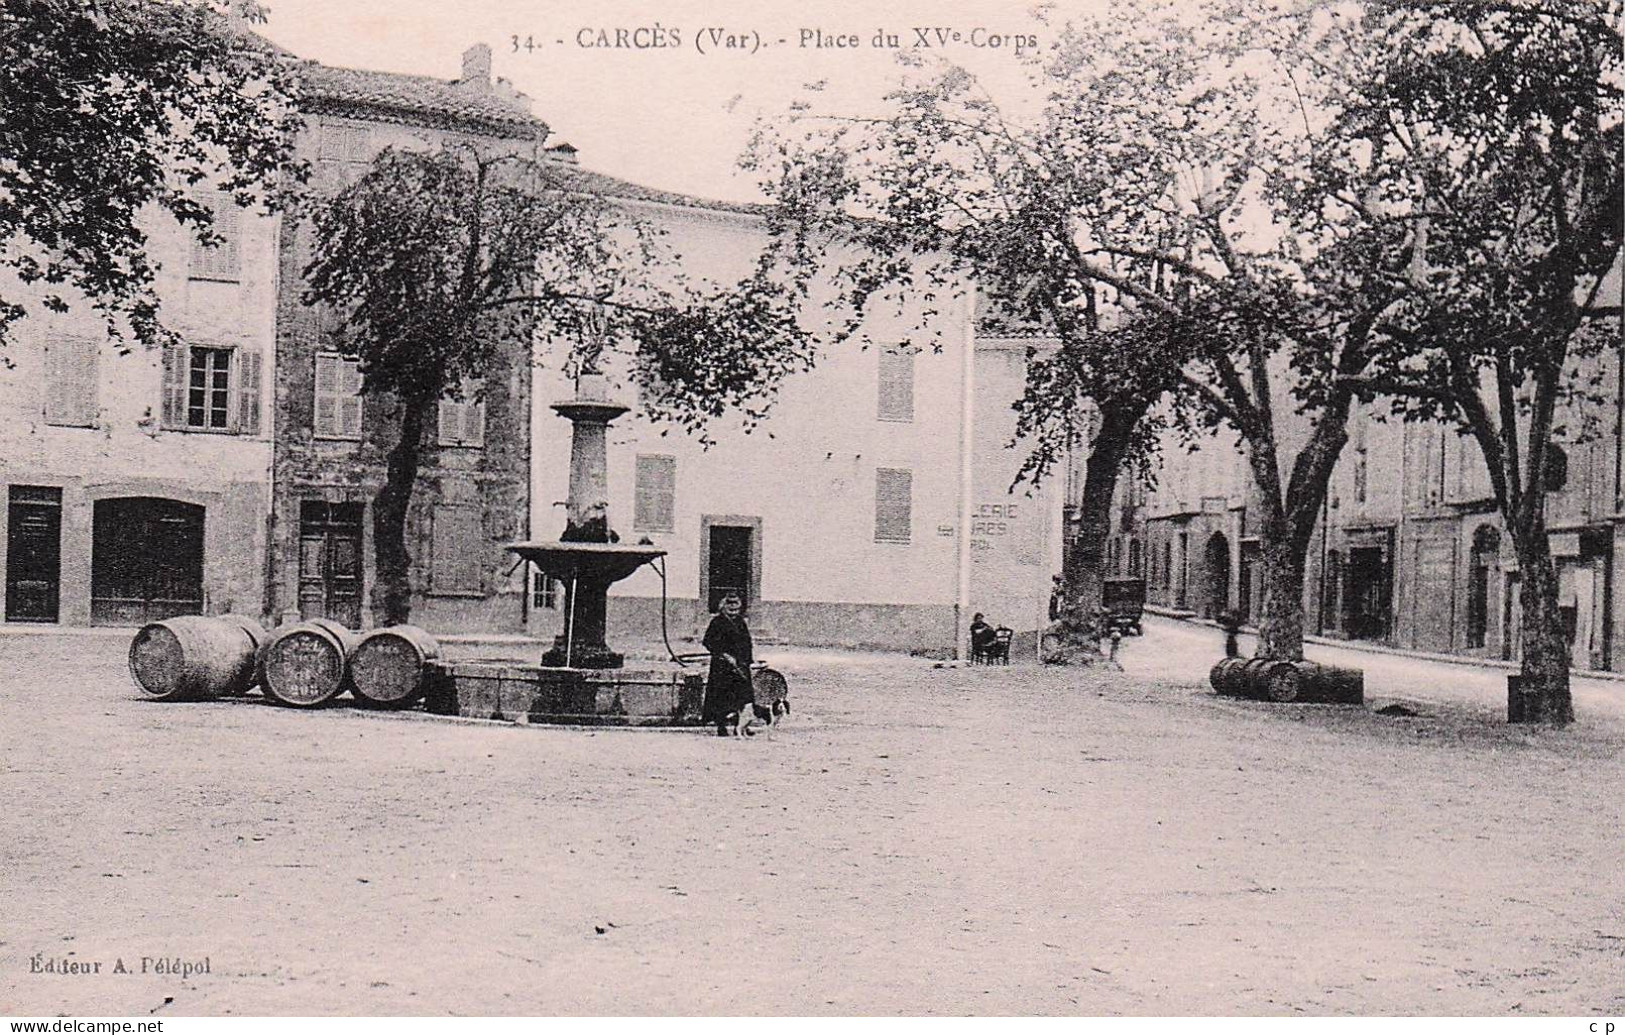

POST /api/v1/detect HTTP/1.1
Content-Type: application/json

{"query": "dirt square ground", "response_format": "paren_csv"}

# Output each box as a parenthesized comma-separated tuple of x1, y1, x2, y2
(3, 624, 1622, 1015)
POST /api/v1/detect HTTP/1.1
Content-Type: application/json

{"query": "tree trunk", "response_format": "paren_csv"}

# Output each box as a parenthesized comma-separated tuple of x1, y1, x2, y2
(1242, 397, 1348, 664)
(1255, 535, 1307, 661)
(372, 395, 431, 627)
(1511, 533, 1575, 725)
(1044, 402, 1140, 665)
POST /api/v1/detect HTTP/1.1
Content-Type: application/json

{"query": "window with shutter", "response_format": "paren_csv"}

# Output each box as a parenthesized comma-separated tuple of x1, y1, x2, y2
(188, 196, 241, 282)
(875, 467, 912, 543)
(877, 347, 915, 422)
(438, 383, 486, 447)
(431, 505, 484, 594)
(317, 122, 373, 189)
(43, 338, 99, 427)
(179, 346, 234, 430)
(634, 455, 676, 532)
(314, 353, 364, 440)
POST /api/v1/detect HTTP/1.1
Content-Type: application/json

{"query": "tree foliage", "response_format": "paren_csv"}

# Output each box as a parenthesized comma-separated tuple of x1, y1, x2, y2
(307, 147, 818, 436)
(0, 0, 303, 355)
(303, 145, 822, 622)
(1331, 0, 1624, 723)
(748, 0, 1413, 660)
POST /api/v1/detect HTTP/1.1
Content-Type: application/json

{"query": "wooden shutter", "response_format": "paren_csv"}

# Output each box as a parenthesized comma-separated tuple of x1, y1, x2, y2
(314, 354, 362, 440)
(236, 349, 262, 435)
(313, 354, 338, 437)
(161, 342, 189, 428)
(634, 455, 676, 532)
(875, 467, 912, 543)
(190, 197, 241, 281)
(338, 358, 363, 438)
(462, 401, 485, 447)
(431, 505, 483, 593)
(44, 338, 98, 427)
(878, 348, 914, 422)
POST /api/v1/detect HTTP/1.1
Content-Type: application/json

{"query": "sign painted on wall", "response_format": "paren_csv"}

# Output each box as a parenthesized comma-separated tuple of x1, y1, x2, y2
(971, 502, 1020, 537)
(971, 500, 1037, 556)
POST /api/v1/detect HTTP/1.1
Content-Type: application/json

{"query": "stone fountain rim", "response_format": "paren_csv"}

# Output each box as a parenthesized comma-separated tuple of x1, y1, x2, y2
(505, 540, 667, 559)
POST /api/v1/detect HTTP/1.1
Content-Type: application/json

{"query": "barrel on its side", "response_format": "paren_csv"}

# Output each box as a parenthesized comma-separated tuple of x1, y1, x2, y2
(1226, 657, 1302, 702)
(350, 625, 441, 708)
(129, 614, 266, 701)
(261, 619, 357, 708)
(1209, 656, 1250, 696)
(1296, 661, 1365, 705)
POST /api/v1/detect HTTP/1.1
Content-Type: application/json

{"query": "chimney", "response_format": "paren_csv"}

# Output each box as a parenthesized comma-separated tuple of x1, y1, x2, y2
(461, 43, 491, 88)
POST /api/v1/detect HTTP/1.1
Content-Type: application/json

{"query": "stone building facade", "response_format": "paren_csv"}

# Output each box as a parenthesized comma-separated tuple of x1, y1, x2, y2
(1112, 336, 1625, 672)
(526, 205, 1064, 655)
(264, 47, 542, 633)
(3, 36, 1068, 649)
(0, 187, 279, 626)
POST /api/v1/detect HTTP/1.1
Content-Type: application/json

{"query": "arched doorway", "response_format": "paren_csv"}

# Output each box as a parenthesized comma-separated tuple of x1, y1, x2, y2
(1466, 525, 1499, 649)
(1204, 532, 1231, 618)
(92, 497, 205, 625)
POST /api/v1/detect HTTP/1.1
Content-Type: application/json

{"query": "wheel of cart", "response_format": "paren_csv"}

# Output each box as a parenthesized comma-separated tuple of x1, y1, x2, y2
(673, 652, 791, 722)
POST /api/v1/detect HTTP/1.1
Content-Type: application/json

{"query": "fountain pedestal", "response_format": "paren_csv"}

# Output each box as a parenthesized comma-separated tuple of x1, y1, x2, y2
(529, 377, 662, 670)
(505, 541, 665, 669)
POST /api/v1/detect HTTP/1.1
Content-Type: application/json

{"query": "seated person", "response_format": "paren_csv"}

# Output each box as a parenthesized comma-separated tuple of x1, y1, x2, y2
(969, 612, 998, 660)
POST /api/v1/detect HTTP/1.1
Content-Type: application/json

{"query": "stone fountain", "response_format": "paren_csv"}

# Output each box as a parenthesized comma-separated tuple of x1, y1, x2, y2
(422, 371, 704, 725)
(515, 372, 665, 669)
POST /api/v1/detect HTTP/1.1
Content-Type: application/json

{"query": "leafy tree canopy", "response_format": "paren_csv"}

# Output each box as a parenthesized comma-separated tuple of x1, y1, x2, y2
(0, 0, 303, 356)
(303, 145, 823, 438)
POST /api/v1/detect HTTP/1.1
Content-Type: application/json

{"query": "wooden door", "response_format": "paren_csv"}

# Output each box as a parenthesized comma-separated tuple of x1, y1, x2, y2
(6, 486, 62, 622)
(298, 501, 363, 628)
(91, 497, 204, 625)
(706, 525, 753, 615)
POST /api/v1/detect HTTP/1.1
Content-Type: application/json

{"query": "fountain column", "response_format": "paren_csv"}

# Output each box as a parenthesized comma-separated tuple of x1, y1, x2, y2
(541, 373, 630, 669)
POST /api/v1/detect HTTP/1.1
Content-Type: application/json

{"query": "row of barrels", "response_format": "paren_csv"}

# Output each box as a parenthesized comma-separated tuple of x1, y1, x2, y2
(128, 615, 440, 709)
(1209, 656, 1365, 705)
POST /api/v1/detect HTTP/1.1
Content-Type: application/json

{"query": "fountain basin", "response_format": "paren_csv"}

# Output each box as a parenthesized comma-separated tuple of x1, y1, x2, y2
(505, 541, 665, 583)
(506, 541, 666, 669)
(423, 658, 704, 726)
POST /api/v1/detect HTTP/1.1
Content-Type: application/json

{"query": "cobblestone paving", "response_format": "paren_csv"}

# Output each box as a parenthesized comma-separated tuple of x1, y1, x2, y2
(3, 627, 1622, 1015)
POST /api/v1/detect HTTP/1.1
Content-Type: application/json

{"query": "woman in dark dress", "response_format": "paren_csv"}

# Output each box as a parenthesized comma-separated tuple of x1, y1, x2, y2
(701, 592, 754, 735)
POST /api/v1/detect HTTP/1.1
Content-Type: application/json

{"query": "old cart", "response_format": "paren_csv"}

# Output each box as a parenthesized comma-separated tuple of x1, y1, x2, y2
(1102, 577, 1146, 636)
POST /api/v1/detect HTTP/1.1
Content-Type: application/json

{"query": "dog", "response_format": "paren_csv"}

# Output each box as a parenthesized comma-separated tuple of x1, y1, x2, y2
(729, 667, 791, 737)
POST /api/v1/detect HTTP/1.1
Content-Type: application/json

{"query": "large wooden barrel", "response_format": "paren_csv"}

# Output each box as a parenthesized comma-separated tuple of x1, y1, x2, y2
(1236, 657, 1302, 702)
(1296, 661, 1365, 705)
(349, 625, 441, 708)
(261, 618, 357, 708)
(129, 614, 265, 701)
(1209, 656, 1249, 696)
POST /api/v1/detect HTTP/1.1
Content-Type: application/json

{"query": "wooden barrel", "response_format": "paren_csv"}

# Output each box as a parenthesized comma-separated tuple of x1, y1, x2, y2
(1209, 656, 1249, 696)
(1297, 661, 1365, 705)
(261, 618, 357, 708)
(129, 614, 265, 701)
(1259, 660, 1303, 702)
(1235, 657, 1301, 702)
(349, 625, 441, 708)
(214, 614, 269, 696)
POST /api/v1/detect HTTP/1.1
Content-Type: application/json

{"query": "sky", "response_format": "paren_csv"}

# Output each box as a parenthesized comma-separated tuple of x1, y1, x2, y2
(254, 0, 1087, 203)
